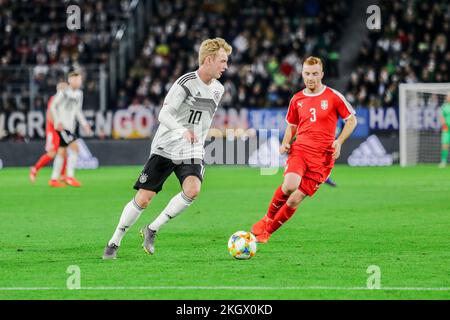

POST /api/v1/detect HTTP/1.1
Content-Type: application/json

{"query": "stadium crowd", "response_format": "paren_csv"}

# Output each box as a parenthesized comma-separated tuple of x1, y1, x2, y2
(124, 0, 349, 111)
(346, 0, 450, 107)
(3, 0, 448, 113)
(0, 0, 132, 112)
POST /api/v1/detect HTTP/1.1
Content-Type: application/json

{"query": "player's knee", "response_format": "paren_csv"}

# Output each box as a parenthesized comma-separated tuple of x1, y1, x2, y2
(282, 182, 299, 195)
(70, 143, 79, 153)
(47, 151, 56, 158)
(135, 189, 155, 208)
(183, 185, 201, 200)
(58, 148, 67, 156)
(287, 191, 306, 208)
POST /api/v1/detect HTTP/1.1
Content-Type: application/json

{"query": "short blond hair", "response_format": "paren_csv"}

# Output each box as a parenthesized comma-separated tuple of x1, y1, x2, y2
(198, 38, 232, 66)
(68, 71, 81, 78)
(303, 56, 323, 69)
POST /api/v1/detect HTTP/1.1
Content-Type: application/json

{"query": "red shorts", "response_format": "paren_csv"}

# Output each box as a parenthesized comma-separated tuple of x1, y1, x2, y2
(284, 149, 334, 196)
(45, 128, 60, 152)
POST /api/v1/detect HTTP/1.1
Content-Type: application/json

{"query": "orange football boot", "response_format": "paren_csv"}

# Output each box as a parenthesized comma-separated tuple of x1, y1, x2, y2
(256, 230, 272, 243)
(251, 215, 273, 236)
(48, 179, 66, 187)
(65, 177, 82, 187)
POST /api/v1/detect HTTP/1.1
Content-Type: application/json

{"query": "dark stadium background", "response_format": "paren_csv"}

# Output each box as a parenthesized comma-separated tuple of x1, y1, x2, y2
(2, 0, 446, 166)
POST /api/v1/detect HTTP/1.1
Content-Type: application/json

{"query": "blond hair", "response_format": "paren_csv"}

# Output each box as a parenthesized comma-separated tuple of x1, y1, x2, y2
(303, 56, 323, 69)
(68, 71, 81, 78)
(198, 38, 232, 66)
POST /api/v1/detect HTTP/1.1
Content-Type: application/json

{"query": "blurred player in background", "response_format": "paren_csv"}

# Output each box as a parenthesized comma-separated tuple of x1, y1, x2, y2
(439, 93, 450, 168)
(103, 38, 232, 259)
(29, 82, 68, 183)
(49, 71, 92, 187)
(251, 56, 357, 243)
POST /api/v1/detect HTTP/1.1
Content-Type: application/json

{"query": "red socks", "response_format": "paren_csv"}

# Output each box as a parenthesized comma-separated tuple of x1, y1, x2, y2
(34, 154, 53, 170)
(61, 157, 67, 176)
(266, 186, 290, 219)
(266, 204, 297, 234)
(34, 154, 66, 176)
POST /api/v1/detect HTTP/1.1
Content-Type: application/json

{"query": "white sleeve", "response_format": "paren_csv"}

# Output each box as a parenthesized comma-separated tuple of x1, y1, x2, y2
(74, 92, 88, 127)
(158, 83, 187, 134)
(50, 92, 64, 125)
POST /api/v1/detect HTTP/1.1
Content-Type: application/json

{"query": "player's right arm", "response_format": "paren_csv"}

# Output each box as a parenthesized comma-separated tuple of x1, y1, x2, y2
(280, 125, 297, 154)
(280, 96, 300, 154)
(158, 82, 197, 143)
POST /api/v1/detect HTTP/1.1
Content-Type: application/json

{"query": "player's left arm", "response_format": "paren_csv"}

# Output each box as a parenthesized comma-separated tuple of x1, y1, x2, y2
(332, 91, 357, 159)
(74, 92, 92, 135)
(333, 114, 357, 159)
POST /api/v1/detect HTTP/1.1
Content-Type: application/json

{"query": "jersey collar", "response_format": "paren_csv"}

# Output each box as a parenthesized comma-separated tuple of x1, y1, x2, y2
(303, 85, 327, 97)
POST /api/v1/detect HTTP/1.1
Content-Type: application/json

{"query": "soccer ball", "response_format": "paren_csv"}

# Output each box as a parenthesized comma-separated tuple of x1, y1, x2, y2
(227, 231, 257, 260)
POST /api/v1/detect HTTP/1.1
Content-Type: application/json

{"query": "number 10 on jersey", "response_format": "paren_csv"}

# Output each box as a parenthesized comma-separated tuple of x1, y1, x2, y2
(188, 110, 202, 124)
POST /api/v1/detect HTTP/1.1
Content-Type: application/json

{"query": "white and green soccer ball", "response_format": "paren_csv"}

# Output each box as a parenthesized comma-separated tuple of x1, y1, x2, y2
(228, 231, 257, 260)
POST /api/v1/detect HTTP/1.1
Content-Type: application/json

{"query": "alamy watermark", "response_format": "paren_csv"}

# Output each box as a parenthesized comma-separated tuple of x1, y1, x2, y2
(366, 5, 381, 30)
(166, 129, 285, 176)
(66, 265, 81, 290)
(366, 265, 381, 289)
(67, 5, 81, 30)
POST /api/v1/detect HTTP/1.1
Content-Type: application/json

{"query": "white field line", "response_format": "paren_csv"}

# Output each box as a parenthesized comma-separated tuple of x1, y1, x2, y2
(0, 286, 449, 292)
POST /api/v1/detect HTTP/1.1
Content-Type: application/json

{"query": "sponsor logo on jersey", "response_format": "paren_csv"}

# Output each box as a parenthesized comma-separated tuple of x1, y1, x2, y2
(347, 135, 393, 166)
(321, 100, 328, 110)
(196, 91, 201, 97)
(139, 173, 148, 183)
(297, 101, 303, 108)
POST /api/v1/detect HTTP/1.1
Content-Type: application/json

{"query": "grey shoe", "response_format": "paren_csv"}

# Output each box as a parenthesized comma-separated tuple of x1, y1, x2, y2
(102, 243, 119, 260)
(140, 225, 156, 255)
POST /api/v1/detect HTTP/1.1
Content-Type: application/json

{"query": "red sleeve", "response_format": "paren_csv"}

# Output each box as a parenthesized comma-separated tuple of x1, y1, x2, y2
(333, 90, 355, 120)
(285, 96, 299, 125)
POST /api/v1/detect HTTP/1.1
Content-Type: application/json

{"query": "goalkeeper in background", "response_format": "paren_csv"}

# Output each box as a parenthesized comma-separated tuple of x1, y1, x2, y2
(439, 93, 450, 168)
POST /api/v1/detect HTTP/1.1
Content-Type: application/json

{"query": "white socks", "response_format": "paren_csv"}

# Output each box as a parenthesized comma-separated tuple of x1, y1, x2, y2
(109, 198, 144, 246)
(51, 154, 64, 180)
(67, 151, 78, 178)
(149, 192, 193, 232)
(108, 192, 194, 247)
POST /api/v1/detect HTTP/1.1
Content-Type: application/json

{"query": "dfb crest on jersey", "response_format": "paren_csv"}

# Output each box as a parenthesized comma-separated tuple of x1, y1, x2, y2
(213, 90, 221, 103)
(139, 173, 148, 183)
(321, 100, 328, 110)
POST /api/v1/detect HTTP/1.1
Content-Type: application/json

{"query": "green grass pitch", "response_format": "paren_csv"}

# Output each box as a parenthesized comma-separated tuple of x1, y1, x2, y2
(0, 165, 449, 299)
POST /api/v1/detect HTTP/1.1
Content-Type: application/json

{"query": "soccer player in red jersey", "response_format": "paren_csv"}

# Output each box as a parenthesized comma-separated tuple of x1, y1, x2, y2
(29, 82, 68, 184)
(251, 56, 358, 243)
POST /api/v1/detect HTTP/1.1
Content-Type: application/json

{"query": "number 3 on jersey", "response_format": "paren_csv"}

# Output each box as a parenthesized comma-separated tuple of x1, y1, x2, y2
(309, 108, 316, 122)
(188, 109, 202, 124)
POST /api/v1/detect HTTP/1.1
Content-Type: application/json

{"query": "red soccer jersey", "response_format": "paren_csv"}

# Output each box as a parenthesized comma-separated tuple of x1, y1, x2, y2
(286, 85, 355, 153)
(45, 95, 55, 132)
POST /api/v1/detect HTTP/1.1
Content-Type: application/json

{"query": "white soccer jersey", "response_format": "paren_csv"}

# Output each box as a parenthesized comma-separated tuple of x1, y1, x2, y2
(151, 71, 225, 160)
(51, 88, 88, 133)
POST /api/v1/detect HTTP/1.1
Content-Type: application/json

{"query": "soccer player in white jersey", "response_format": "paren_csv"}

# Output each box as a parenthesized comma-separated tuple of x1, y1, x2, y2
(103, 38, 232, 259)
(49, 71, 92, 187)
